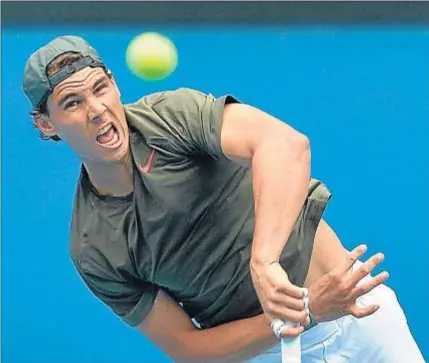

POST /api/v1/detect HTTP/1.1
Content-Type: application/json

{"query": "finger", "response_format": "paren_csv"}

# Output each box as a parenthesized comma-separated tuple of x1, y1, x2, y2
(268, 294, 306, 311)
(349, 253, 385, 286)
(284, 296, 306, 311)
(351, 271, 389, 299)
(279, 325, 305, 339)
(263, 263, 304, 299)
(349, 303, 380, 319)
(277, 282, 305, 299)
(337, 244, 367, 273)
(274, 308, 308, 324)
(302, 315, 310, 326)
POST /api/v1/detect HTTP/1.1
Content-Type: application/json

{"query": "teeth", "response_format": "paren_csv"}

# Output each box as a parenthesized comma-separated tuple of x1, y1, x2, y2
(97, 124, 112, 136)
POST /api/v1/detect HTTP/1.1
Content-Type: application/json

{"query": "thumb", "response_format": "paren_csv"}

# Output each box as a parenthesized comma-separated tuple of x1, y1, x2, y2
(349, 303, 380, 319)
(279, 325, 305, 339)
(267, 262, 289, 282)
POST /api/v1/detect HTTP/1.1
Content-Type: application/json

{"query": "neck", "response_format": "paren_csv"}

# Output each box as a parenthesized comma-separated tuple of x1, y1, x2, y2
(84, 153, 134, 197)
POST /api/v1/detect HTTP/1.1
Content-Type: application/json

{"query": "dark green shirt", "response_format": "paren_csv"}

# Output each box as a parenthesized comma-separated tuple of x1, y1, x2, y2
(70, 88, 331, 328)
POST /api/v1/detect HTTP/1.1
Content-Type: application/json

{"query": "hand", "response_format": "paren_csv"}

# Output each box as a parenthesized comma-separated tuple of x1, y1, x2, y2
(250, 261, 310, 328)
(308, 244, 389, 323)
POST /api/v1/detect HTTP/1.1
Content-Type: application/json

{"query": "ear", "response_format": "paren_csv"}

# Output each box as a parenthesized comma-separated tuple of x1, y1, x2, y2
(32, 113, 59, 138)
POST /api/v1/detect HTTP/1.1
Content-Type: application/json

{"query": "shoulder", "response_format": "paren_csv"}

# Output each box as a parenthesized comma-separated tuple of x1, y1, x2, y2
(124, 88, 206, 142)
(125, 88, 240, 156)
(125, 88, 209, 114)
(125, 87, 238, 129)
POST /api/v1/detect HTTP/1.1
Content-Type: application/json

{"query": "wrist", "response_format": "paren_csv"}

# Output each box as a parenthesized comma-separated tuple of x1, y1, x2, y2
(251, 235, 283, 268)
(250, 253, 279, 272)
(308, 286, 322, 322)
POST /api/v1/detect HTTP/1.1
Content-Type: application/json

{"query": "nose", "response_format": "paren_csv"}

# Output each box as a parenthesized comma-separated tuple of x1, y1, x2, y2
(87, 96, 107, 122)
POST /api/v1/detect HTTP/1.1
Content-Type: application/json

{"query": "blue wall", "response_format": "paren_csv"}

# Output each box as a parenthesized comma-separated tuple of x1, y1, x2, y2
(2, 26, 428, 362)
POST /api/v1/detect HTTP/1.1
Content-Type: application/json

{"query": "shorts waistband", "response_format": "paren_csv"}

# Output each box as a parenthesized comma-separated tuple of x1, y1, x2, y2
(301, 319, 341, 350)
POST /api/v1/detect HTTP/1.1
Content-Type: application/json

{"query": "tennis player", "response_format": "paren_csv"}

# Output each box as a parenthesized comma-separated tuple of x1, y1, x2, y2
(23, 35, 425, 362)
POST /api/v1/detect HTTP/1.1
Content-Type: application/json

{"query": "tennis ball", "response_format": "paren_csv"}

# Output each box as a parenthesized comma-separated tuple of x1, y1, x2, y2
(126, 32, 178, 81)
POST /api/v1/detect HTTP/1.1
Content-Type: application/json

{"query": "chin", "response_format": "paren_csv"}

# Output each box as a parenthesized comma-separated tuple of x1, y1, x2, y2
(109, 143, 130, 163)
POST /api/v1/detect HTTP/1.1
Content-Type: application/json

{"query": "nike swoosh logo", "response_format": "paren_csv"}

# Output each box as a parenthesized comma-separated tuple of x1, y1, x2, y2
(139, 149, 156, 173)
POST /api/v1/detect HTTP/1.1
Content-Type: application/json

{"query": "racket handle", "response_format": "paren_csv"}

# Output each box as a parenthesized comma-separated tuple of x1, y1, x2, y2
(272, 320, 301, 363)
(281, 335, 301, 363)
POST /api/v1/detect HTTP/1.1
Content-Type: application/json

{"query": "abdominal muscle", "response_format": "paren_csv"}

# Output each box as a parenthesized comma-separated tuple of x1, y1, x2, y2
(303, 219, 350, 287)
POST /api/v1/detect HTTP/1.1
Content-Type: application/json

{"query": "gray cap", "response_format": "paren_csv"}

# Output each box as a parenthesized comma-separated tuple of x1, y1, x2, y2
(23, 35, 105, 109)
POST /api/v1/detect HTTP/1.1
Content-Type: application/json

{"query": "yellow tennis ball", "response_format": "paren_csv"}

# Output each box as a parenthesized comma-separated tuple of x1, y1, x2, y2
(126, 32, 178, 81)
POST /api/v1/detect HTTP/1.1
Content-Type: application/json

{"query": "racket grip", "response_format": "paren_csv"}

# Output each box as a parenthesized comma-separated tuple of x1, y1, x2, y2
(273, 320, 301, 363)
(281, 335, 301, 363)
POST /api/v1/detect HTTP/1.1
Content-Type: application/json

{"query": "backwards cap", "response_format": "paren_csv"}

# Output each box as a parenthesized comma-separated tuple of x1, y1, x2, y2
(23, 35, 105, 109)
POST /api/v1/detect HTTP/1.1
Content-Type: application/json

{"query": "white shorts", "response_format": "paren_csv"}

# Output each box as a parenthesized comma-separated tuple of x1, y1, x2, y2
(248, 263, 426, 363)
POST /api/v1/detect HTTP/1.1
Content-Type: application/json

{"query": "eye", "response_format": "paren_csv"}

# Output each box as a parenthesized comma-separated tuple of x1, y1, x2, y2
(64, 100, 80, 110)
(95, 83, 108, 94)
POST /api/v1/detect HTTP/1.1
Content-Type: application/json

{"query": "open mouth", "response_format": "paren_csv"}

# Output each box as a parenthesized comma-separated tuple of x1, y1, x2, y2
(96, 123, 121, 148)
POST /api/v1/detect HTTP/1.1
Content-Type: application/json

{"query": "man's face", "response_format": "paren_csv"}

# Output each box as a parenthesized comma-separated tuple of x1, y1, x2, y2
(39, 66, 129, 164)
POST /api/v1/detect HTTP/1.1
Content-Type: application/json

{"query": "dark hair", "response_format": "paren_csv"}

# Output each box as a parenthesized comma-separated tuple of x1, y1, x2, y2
(31, 52, 85, 142)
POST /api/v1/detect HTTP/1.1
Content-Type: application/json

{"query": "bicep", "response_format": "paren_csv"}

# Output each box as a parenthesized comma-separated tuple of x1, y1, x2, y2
(137, 290, 198, 360)
(220, 103, 309, 166)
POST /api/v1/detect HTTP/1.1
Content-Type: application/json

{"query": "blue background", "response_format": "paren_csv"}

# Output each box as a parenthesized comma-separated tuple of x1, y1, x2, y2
(2, 26, 429, 362)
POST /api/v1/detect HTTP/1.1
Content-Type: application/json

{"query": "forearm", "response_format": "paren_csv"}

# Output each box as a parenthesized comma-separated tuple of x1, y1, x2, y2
(250, 136, 311, 266)
(176, 314, 277, 363)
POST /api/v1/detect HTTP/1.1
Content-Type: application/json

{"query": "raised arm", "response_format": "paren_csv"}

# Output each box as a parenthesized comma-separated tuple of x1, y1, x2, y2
(220, 103, 311, 323)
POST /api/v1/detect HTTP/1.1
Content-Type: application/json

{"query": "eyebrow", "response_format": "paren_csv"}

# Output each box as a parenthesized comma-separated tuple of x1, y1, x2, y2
(57, 75, 109, 108)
